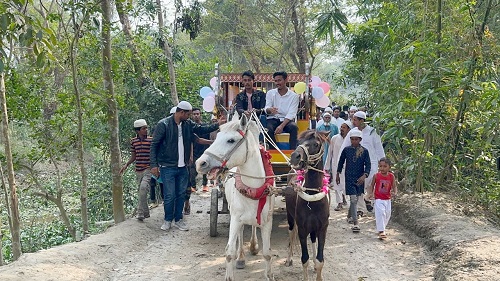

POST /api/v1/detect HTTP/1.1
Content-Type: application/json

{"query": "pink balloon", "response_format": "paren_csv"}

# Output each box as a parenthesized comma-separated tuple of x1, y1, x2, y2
(207, 91, 215, 98)
(318, 82, 330, 94)
(310, 76, 321, 87)
(203, 96, 216, 112)
(315, 95, 330, 108)
(209, 77, 217, 89)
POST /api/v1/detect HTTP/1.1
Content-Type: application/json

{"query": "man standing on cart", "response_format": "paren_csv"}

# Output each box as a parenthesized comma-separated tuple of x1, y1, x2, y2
(264, 71, 300, 149)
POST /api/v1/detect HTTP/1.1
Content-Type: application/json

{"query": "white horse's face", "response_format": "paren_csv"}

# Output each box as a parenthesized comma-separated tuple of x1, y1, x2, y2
(196, 114, 259, 179)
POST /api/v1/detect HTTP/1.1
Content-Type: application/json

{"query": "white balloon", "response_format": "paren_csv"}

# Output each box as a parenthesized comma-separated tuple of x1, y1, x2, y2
(203, 96, 216, 111)
(315, 95, 330, 108)
(310, 76, 321, 87)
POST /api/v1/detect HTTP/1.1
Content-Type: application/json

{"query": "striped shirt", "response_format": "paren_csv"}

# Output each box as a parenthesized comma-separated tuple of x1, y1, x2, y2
(130, 136, 152, 171)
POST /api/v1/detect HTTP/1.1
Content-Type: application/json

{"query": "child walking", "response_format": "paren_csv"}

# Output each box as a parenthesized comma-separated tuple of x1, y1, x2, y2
(120, 119, 152, 221)
(368, 157, 398, 239)
(336, 128, 371, 233)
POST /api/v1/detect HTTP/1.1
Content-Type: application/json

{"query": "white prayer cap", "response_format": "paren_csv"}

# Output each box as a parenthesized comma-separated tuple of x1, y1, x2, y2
(324, 106, 333, 113)
(344, 120, 353, 129)
(353, 111, 367, 120)
(170, 106, 177, 114)
(350, 128, 362, 138)
(177, 101, 193, 111)
(349, 106, 358, 111)
(323, 112, 331, 117)
(133, 119, 147, 128)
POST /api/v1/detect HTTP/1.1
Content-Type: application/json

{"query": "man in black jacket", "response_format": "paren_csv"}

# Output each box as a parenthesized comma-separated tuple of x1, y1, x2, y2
(235, 70, 266, 118)
(150, 101, 225, 231)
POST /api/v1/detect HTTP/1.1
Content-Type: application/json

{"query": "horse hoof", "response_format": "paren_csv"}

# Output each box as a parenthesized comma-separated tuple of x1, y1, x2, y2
(284, 259, 293, 267)
(236, 260, 245, 269)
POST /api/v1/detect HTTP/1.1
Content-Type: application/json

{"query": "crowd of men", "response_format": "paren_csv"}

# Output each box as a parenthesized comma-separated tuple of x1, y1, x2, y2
(120, 70, 396, 238)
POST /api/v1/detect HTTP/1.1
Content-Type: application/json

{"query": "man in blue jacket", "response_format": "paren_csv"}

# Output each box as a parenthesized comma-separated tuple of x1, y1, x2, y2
(150, 101, 226, 231)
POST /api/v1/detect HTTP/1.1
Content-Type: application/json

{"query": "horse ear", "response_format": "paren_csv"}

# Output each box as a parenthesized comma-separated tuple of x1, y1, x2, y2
(317, 130, 329, 142)
(239, 113, 248, 130)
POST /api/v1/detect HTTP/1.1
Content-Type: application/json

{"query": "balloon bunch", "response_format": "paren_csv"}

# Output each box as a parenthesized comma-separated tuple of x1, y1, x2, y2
(293, 76, 331, 108)
(200, 77, 218, 112)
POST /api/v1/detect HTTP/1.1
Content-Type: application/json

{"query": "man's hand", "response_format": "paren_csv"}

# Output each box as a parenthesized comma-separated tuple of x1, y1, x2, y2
(356, 174, 367, 185)
(151, 167, 160, 178)
(275, 124, 284, 134)
(119, 165, 127, 175)
(268, 107, 279, 115)
(336, 173, 341, 185)
(218, 115, 227, 125)
(368, 193, 375, 200)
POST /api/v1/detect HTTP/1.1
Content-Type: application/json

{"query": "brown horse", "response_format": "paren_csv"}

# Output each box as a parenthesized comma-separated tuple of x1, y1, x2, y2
(284, 130, 330, 281)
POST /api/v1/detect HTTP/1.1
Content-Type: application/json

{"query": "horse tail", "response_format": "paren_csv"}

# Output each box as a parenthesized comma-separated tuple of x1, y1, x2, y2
(289, 224, 299, 256)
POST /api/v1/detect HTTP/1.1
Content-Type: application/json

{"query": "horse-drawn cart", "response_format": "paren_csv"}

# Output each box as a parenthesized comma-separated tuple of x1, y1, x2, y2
(205, 68, 314, 237)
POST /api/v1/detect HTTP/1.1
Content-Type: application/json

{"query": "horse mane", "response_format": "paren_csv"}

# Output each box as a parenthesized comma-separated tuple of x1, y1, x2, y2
(298, 129, 328, 143)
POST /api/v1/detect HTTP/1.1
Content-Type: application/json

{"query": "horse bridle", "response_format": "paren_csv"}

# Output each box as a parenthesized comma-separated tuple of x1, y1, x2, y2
(296, 143, 324, 173)
(204, 128, 249, 169)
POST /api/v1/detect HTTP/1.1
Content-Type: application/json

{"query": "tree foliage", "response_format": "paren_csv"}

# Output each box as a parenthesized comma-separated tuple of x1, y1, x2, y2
(343, 0, 500, 214)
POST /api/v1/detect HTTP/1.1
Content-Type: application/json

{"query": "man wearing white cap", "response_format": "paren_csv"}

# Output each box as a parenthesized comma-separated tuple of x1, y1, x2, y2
(348, 106, 358, 121)
(316, 106, 334, 127)
(316, 112, 339, 164)
(120, 119, 152, 221)
(150, 101, 226, 231)
(336, 128, 371, 233)
(325, 120, 353, 211)
(340, 110, 385, 216)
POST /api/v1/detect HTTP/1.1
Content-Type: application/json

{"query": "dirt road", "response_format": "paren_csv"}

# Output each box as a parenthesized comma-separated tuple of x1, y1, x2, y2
(0, 191, 436, 281)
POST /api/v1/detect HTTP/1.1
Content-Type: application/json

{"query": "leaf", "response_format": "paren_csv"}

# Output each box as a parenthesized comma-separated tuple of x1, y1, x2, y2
(36, 51, 46, 68)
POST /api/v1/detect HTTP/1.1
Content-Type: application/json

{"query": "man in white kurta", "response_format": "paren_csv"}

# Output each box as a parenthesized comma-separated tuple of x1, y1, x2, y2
(339, 111, 385, 215)
(325, 121, 353, 210)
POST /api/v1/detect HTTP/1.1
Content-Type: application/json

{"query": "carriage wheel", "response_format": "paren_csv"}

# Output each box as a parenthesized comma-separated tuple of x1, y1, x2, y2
(210, 188, 219, 237)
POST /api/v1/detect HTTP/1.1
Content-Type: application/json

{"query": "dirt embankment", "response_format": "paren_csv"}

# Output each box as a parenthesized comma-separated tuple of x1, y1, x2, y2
(393, 193, 500, 281)
(0, 191, 498, 280)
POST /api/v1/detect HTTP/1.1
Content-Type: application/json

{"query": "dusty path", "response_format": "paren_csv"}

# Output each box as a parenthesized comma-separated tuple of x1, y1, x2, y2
(0, 191, 436, 281)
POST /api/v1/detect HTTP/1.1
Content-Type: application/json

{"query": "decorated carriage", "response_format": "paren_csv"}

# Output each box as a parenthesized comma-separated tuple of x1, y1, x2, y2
(203, 64, 322, 237)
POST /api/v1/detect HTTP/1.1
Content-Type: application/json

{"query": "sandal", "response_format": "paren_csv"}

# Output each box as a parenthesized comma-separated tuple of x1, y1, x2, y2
(334, 204, 343, 211)
(357, 211, 364, 218)
(378, 232, 387, 240)
(352, 225, 360, 233)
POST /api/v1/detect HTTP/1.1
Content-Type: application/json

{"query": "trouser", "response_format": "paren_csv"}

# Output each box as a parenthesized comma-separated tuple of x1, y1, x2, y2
(331, 171, 346, 205)
(135, 168, 151, 217)
(187, 163, 208, 200)
(348, 195, 359, 224)
(374, 199, 392, 232)
(358, 168, 377, 213)
(266, 118, 298, 149)
(160, 166, 188, 222)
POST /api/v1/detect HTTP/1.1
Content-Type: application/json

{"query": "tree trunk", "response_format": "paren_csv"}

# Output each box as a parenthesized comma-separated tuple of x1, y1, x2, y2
(68, 10, 90, 236)
(156, 0, 179, 104)
(0, 164, 12, 265)
(33, 190, 76, 239)
(291, 0, 307, 73)
(101, 0, 125, 223)
(0, 72, 22, 260)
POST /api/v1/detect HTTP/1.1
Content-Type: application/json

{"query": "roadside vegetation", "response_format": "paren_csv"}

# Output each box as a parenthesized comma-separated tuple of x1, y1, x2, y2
(1, 0, 498, 264)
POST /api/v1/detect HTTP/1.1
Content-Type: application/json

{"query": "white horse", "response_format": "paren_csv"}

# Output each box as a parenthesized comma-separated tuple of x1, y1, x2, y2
(196, 115, 275, 281)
